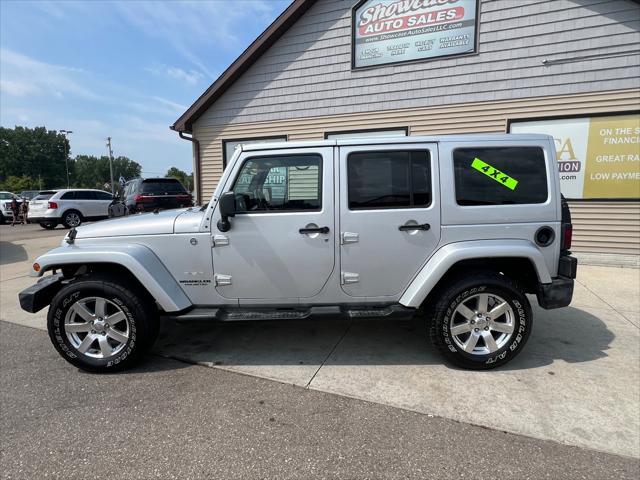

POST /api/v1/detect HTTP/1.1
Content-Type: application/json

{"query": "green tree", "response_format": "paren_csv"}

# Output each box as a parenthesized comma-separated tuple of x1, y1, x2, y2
(0, 126, 69, 188)
(0, 175, 40, 192)
(165, 167, 193, 191)
(74, 155, 142, 190)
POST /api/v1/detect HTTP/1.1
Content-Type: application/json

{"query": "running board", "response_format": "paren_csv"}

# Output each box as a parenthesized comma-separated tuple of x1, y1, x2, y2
(169, 305, 416, 323)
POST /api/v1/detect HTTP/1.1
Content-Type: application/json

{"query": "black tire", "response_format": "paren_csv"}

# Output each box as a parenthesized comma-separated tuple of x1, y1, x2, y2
(427, 272, 532, 370)
(0, 213, 5, 224)
(40, 221, 57, 229)
(62, 210, 83, 228)
(47, 274, 159, 372)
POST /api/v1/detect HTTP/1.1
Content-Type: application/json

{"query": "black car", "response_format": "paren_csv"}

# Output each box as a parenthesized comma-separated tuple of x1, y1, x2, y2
(122, 178, 193, 213)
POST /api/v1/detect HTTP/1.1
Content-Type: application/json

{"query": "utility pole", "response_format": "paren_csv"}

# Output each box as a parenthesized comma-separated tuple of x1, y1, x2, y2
(106, 137, 115, 195)
(60, 130, 73, 188)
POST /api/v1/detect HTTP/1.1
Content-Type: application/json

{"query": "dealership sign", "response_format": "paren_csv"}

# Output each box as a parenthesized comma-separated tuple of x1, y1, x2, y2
(352, 0, 478, 68)
(510, 114, 640, 199)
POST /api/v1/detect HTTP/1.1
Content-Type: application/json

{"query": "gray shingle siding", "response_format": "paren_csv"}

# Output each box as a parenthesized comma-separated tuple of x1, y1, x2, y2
(195, 0, 640, 128)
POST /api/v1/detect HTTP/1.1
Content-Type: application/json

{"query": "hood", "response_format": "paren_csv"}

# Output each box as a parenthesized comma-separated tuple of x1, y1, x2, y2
(75, 208, 200, 239)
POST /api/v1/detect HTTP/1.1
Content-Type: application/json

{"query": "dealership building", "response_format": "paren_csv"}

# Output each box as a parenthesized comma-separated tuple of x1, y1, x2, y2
(172, 0, 640, 259)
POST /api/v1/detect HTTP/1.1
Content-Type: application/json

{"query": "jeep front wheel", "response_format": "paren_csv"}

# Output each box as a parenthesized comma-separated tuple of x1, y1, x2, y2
(47, 275, 158, 372)
(427, 272, 532, 369)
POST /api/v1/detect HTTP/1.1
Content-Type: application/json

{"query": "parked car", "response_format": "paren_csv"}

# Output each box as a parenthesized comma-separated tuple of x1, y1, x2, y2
(19, 134, 576, 373)
(0, 191, 21, 224)
(122, 178, 193, 213)
(27, 189, 114, 229)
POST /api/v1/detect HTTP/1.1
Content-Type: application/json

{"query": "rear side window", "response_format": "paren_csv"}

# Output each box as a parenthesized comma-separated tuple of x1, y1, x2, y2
(74, 191, 97, 200)
(348, 150, 431, 210)
(453, 147, 548, 206)
(61, 191, 76, 200)
(141, 180, 186, 194)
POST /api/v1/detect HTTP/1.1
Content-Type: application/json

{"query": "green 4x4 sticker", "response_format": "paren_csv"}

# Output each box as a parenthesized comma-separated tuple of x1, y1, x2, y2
(471, 158, 519, 190)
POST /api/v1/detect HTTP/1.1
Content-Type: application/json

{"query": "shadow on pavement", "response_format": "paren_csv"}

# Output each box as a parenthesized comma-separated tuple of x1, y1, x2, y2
(0, 241, 28, 265)
(153, 305, 614, 371)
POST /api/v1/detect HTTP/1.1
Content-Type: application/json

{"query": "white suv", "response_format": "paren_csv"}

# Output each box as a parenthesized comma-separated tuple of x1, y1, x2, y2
(28, 189, 114, 229)
(0, 191, 20, 224)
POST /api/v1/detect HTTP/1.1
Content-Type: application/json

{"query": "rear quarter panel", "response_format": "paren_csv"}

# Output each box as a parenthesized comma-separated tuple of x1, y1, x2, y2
(438, 137, 560, 277)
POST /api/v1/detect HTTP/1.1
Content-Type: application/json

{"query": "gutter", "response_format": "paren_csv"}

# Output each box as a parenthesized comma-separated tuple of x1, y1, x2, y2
(177, 131, 202, 206)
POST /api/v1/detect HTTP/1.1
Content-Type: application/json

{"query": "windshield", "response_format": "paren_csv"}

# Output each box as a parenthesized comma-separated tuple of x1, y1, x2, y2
(141, 180, 186, 195)
(0, 192, 14, 200)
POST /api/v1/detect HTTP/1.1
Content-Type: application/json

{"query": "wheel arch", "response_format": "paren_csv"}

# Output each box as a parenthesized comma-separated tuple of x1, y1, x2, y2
(400, 239, 552, 308)
(31, 243, 191, 312)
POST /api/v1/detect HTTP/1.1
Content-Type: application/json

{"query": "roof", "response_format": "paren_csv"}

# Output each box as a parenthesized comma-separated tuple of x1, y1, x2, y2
(239, 133, 554, 152)
(172, 0, 317, 133)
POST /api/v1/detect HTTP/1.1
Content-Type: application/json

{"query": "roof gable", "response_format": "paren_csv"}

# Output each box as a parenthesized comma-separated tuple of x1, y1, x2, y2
(171, 0, 316, 132)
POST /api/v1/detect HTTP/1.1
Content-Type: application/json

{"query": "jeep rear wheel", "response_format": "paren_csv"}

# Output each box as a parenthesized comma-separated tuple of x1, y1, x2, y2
(427, 272, 532, 369)
(47, 275, 158, 372)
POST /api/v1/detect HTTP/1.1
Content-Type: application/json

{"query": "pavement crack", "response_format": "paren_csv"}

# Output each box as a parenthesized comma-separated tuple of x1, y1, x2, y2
(577, 278, 639, 329)
(305, 318, 353, 389)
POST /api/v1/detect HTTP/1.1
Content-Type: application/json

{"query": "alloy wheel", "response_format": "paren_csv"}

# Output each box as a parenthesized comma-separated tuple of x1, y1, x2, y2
(449, 293, 515, 355)
(64, 296, 130, 358)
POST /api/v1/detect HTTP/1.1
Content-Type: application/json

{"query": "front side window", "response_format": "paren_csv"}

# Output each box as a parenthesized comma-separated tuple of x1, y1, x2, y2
(453, 147, 548, 206)
(95, 191, 113, 200)
(347, 150, 431, 210)
(231, 154, 322, 213)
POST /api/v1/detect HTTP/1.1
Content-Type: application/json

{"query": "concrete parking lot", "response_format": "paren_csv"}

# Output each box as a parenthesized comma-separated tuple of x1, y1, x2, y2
(1, 223, 639, 471)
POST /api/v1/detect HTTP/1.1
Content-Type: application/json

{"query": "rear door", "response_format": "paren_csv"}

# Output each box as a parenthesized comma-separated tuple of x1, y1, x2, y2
(339, 144, 441, 297)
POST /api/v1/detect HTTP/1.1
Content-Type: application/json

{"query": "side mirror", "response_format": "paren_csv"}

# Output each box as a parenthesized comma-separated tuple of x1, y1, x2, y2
(217, 191, 236, 232)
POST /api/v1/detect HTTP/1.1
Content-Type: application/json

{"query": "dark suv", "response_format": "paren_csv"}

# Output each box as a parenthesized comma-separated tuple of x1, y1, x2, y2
(122, 178, 193, 213)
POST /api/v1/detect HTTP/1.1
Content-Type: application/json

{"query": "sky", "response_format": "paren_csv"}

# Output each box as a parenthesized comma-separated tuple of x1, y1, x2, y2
(0, 0, 291, 177)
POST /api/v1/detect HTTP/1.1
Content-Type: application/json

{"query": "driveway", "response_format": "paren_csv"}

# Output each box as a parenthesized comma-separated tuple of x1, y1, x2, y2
(1, 224, 639, 459)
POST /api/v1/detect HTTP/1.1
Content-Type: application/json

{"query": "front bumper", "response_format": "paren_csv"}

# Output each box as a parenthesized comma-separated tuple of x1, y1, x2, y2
(19, 273, 64, 313)
(536, 255, 577, 309)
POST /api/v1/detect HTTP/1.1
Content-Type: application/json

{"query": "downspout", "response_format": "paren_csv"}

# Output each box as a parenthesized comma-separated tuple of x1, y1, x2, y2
(178, 131, 202, 206)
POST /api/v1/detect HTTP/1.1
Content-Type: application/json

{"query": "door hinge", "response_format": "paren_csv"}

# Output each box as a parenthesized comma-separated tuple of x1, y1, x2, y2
(340, 232, 359, 245)
(214, 274, 232, 286)
(341, 272, 360, 285)
(212, 234, 229, 247)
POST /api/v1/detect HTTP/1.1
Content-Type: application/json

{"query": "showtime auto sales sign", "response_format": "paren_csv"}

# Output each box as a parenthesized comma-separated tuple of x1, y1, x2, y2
(353, 0, 478, 68)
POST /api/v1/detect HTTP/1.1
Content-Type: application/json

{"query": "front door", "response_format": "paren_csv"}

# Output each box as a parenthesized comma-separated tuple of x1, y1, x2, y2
(212, 147, 335, 301)
(339, 144, 441, 297)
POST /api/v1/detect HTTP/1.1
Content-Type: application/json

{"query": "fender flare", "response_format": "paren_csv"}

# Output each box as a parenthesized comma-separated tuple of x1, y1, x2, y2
(31, 243, 191, 312)
(399, 239, 552, 308)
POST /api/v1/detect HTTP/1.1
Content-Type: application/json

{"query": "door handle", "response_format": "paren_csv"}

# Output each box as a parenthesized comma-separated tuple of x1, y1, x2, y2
(398, 223, 430, 231)
(299, 226, 330, 234)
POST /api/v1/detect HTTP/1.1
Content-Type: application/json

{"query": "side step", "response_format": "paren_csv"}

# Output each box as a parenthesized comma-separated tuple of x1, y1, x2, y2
(169, 305, 416, 323)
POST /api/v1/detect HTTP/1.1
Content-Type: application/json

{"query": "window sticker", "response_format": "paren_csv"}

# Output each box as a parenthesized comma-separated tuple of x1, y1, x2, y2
(470, 158, 519, 190)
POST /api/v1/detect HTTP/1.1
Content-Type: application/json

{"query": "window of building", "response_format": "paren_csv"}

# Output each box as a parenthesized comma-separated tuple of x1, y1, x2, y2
(347, 150, 431, 210)
(325, 128, 408, 140)
(222, 136, 287, 168)
(232, 154, 322, 212)
(453, 147, 548, 206)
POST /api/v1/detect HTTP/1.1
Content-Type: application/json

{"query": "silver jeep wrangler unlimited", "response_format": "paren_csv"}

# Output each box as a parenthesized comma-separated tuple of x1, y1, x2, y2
(19, 134, 577, 372)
